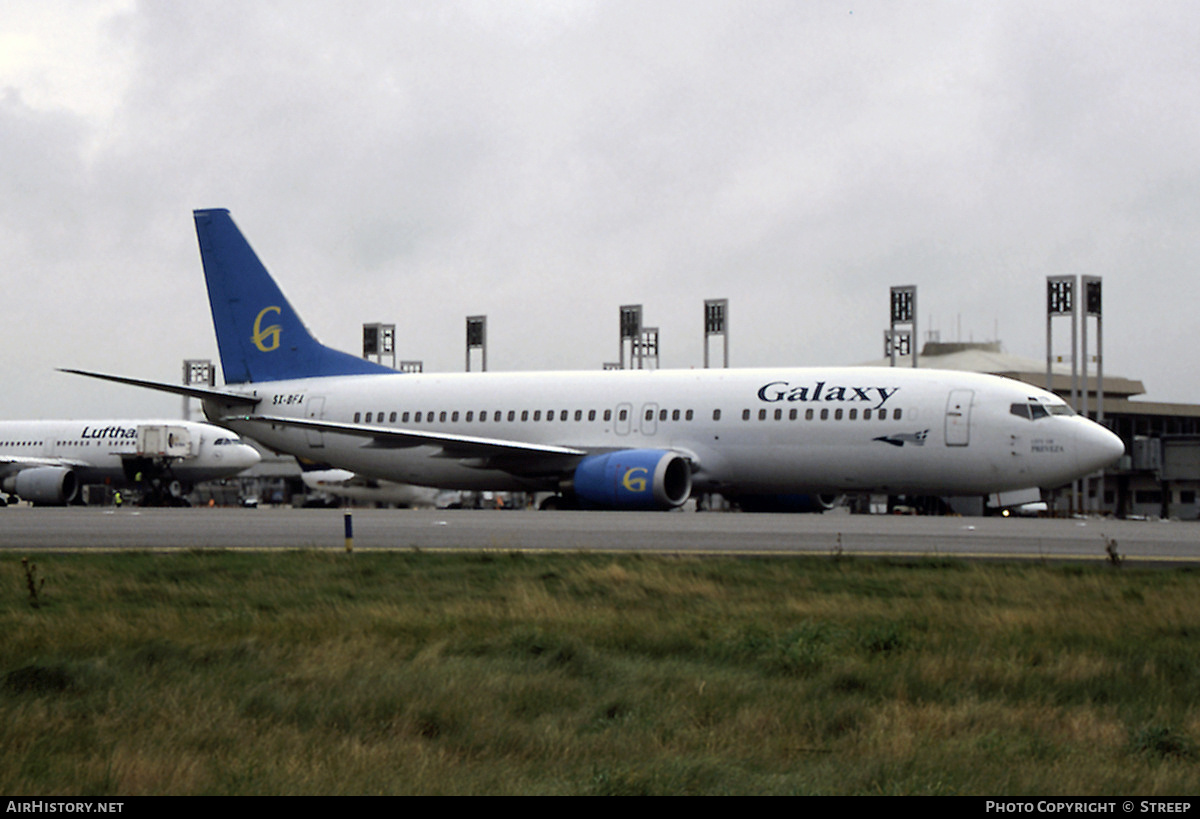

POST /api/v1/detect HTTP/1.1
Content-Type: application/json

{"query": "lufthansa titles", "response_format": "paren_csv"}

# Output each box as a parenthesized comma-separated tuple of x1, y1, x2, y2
(80, 426, 138, 440)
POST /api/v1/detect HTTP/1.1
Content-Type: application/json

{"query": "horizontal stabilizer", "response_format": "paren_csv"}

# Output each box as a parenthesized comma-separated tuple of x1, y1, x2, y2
(59, 368, 261, 409)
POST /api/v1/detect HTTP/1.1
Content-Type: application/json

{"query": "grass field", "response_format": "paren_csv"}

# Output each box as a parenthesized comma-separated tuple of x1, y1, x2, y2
(2, 550, 1199, 795)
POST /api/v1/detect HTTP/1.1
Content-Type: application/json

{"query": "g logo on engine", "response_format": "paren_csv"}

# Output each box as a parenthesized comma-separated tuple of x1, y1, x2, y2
(622, 467, 648, 493)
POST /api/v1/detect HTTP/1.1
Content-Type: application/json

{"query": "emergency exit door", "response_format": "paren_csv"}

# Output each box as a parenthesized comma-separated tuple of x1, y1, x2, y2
(945, 390, 973, 446)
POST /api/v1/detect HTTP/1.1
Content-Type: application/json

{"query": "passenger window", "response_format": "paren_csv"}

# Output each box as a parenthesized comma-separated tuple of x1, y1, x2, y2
(774, 409, 782, 421)
(894, 409, 902, 420)
(389, 412, 397, 423)
(660, 409, 668, 421)
(834, 409, 843, 420)
(465, 411, 473, 422)
(354, 412, 361, 423)
(402, 412, 410, 423)
(618, 409, 628, 421)
(742, 409, 751, 421)
(849, 409, 857, 420)
(645, 409, 654, 421)
(672, 409, 680, 421)
(576, 410, 583, 421)
(712, 409, 721, 421)
(806, 409, 814, 420)
(588, 410, 596, 421)
(439, 411, 447, 422)
(864, 409, 872, 420)
(878, 409, 887, 420)
(534, 410, 542, 421)
(365, 412, 372, 423)
(686, 410, 694, 421)
(789, 408, 797, 420)
(560, 410, 567, 421)
(604, 409, 613, 422)
(507, 411, 515, 422)
(820, 409, 829, 420)
(521, 410, 529, 421)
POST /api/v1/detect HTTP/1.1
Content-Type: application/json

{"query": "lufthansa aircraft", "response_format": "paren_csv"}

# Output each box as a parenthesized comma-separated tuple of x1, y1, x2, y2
(0, 419, 260, 505)
(64, 209, 1124, 510)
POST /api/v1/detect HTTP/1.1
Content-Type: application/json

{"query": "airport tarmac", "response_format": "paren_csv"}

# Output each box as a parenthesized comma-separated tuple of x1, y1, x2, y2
(0, 506, 1198, 563)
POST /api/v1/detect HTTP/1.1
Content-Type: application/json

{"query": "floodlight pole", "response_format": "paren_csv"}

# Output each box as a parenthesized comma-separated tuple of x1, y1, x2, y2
(362, 323, 396, 369)
(182, 359, 215, 421)
(1082, 276, 1105, 514)
(466, 315, 487, 372)
(1047, 275, 1079, 514)
(704, 299, 729, 368)
(889, 286, 917, 368)
(619, 305, 643, 369)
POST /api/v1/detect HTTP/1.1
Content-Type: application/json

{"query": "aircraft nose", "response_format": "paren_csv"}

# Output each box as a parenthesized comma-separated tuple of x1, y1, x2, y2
(235, 444, 262, 470)
(1076, 421, 1124, 474)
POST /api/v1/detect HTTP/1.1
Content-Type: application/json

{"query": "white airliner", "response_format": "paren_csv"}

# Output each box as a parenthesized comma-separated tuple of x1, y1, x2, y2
(64, 209, 1125, 511)
(0, 419, 260, 505)
(299, 466, 439, 508)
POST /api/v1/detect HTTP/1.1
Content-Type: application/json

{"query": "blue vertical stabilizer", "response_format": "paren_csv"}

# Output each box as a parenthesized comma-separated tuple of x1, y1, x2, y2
(194, 209, 394, 383)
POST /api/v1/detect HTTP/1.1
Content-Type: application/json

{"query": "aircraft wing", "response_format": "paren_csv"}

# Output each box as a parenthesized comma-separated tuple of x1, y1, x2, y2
(0, 456, 93, 476)
(59, 369, 261, 409)
(236, 414, 588, 460)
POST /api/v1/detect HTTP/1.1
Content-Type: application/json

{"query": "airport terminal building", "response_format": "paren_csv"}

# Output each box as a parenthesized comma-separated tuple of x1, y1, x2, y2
(885, 342, 1200, 519)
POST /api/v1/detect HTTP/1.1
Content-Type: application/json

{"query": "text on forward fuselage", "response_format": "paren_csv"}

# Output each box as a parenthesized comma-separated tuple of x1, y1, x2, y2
(757, 381, 899, 410)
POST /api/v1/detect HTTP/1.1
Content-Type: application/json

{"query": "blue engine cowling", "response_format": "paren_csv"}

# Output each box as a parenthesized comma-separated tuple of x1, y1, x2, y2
(571, 450, 692, 510)
(730, 493, 841, 513)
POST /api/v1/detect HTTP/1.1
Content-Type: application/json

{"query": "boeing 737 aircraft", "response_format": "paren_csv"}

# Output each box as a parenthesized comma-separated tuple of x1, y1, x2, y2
(0, 419, 260, 505)
(65, 209, 1124, 510)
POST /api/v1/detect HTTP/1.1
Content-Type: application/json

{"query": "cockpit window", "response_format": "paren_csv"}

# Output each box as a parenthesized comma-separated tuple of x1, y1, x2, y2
(1010, 399, 1074, 421)
(213, 437, 242, 445)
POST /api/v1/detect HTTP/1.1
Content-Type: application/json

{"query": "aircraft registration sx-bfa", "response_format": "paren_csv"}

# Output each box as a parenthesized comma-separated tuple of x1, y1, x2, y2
(64, 209, 1125, 511)
(0, 419, 260, 506)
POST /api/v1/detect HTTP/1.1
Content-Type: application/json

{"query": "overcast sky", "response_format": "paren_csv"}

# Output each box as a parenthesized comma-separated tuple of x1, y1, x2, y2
(2, 0, 1199, 419)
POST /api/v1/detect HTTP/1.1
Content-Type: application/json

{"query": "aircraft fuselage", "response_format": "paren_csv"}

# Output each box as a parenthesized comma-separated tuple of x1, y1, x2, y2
(208, 366, 1121, 497)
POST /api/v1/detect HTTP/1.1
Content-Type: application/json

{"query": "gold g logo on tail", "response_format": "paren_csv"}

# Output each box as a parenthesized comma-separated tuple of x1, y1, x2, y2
(252, 306, 282, 352)
(621, 467, 649, 493)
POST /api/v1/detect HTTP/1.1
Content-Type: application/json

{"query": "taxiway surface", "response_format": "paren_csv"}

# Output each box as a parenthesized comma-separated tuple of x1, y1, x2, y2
(0, 507, 1197, 564)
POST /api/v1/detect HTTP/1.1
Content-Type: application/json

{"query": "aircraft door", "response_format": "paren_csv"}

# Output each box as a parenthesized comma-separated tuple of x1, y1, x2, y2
(305, 397, 326, 448)
(615, 402, 632, 436)
(945, 390, 973, 446)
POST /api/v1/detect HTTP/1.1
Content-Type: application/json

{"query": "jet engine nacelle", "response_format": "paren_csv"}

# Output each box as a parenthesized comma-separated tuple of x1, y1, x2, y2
(731, 493, 842, 513)
(2, 467, 79, 505)
(571, 449, 692, 510)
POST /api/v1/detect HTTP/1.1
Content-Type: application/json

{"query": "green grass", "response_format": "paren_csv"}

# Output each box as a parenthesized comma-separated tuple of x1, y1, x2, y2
(3, 550, 1199, 795)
